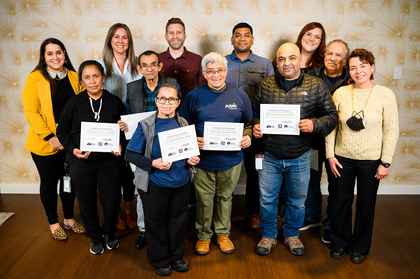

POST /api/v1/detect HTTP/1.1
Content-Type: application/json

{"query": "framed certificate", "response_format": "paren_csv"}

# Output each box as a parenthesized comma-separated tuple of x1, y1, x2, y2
(158, 125, 200, 163)
(260, 104, 300, 135)
(203, 122, 244, 151)
(80, 122, 120, 152)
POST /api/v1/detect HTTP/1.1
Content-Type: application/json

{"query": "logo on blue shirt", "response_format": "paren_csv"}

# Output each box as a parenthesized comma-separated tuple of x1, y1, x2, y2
(225, 102, 238, 110)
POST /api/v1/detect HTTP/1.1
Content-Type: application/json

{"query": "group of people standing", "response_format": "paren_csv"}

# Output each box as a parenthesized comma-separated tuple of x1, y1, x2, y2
(22, 17, 399, 276)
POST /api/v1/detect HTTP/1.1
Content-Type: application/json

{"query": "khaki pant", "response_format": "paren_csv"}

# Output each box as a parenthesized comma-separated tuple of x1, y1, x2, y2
(193, 163, 242, 240)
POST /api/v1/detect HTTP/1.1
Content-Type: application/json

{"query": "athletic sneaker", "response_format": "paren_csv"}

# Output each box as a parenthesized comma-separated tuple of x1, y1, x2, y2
(105, 235, 120, 250)
(90, 241, 105, 255)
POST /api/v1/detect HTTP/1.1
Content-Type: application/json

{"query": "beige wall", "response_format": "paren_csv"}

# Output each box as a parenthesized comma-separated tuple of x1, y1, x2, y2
(0, 0, 419, 186)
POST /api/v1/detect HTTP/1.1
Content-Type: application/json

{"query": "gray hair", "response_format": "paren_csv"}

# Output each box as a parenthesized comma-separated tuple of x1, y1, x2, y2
(201, 52, 228, 72)
(326, 39, 350, 59)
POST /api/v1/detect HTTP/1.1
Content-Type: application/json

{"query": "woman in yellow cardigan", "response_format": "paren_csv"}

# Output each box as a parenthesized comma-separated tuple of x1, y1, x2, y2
(22, 38, 85, 240)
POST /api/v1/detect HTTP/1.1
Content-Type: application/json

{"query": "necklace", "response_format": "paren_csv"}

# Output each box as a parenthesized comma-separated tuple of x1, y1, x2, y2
(89, 97, 102, 122)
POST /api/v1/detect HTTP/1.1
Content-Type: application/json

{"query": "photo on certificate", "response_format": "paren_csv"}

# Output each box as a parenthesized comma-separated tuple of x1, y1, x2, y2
(80, 122, 120, 153)
(158, 125, 200, 163)
(203, 122, 244, 151)
(260, 104, 300, 135)
(120, 111, 155, 140)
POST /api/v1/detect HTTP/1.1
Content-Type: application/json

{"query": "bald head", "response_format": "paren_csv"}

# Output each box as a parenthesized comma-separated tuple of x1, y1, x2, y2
(275, 42, 301, 80)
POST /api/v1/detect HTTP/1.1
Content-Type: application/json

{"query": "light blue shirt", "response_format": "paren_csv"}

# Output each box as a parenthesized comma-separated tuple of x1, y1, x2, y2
(226, 51, 274, 100)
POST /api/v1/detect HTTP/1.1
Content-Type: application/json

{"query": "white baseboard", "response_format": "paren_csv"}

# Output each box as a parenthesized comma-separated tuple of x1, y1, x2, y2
(1, 183, 420, 195)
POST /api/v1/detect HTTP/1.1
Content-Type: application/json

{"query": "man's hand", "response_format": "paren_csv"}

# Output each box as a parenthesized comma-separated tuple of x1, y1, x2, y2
(299, 119, 314, 133)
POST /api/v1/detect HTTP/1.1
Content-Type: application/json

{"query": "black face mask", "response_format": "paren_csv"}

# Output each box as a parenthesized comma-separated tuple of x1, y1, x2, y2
(346, 111, 365, 131)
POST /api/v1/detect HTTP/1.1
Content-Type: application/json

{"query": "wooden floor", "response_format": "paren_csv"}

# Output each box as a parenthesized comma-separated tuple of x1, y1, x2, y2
(1, 194, 419, 279)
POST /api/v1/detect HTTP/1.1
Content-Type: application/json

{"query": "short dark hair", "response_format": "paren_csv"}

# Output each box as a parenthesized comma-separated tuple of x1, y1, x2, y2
(78, 60, 105, 82)
(348, 48, 375, 81)
(232, 22, 253, 35)
(165, 18, 185, 32)
(138, 50, 161, 64)
(158, 82, 182, 100)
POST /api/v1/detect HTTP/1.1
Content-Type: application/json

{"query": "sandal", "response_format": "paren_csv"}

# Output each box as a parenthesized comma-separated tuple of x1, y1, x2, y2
(63, 221, 86, 234)
(51, 225, 68, 240)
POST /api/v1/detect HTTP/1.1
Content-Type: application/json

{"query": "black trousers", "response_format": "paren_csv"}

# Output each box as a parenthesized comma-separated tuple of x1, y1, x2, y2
(141, 181, 190, 268)
(120, 159, 135, 202)
(244, 139, 263, 216)
(70, 158, 121, 242)
(329, 156, 380, 255)
(31, 152, 74, 224)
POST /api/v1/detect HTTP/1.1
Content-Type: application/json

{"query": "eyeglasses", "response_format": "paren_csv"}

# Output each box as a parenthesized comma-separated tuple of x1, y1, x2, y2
(155, 97, 179, 105)
(206, 68, 226, 76)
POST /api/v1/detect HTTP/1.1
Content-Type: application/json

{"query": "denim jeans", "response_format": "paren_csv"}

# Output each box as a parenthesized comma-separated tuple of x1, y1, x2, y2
(259, 151, 310, 238)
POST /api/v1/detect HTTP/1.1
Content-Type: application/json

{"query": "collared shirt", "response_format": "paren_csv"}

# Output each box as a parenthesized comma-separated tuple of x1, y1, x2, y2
(99, 59, 141, 106)
(226, 51, 274, 101)
(159, 47, 202, 97)
(143, 81, 160, 112)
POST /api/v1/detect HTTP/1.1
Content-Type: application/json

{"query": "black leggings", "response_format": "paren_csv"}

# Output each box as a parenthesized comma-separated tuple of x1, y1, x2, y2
(31, 152, 75, 225)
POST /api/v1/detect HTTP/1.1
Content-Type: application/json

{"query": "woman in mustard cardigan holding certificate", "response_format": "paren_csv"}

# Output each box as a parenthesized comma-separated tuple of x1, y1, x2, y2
(22, 38, 85, 240)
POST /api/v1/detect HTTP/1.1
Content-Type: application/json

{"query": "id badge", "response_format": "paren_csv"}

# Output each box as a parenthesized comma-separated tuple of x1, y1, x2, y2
(63, 176, 71, 193)
(255, 154, 264, 170)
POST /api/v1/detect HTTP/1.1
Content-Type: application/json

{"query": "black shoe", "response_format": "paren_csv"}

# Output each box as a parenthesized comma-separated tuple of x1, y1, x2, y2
(89, 241, 105, 255)
(350, 252, 366, 264)
(105, 235, 120, 250)
(155, 266, 172, 276)
(172, 259, 189, 272)
(135, 232, 146, 249)
(330, 248, 346, 259)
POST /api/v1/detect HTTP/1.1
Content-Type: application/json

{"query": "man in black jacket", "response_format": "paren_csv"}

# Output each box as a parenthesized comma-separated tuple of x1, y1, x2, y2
(301, 40, 349, 245)
(253, 42, 337, 257)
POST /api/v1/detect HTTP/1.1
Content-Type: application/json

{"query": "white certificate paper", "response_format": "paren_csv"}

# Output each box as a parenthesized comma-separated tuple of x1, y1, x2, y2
(80, 122, 120, 152)
(158, 125, 200, 163)
(203, 122, 244, 151)
(120, 111, 155, 140)
(260, 104, 300, 135)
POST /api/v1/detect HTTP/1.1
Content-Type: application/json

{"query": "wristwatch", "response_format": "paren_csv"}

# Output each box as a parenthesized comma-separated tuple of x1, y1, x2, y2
(380, 161, 391, 168)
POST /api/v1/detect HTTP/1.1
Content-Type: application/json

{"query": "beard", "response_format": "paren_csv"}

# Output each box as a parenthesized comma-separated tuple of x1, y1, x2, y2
(168, 39, 185, 50)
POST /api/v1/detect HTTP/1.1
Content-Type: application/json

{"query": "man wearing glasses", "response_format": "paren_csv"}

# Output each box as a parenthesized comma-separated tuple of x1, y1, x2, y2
(123, 50, 178, 250)
(180, 52, 253, 256)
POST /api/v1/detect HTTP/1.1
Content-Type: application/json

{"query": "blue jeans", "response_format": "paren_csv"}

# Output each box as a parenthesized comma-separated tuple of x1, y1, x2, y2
(259, 151, 310, 238)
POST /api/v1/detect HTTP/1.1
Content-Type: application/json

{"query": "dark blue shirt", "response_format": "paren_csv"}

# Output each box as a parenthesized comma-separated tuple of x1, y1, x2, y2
(180, 85, 253, 171)
(143, 82, 159, 112)
(127, 117, 190, 188)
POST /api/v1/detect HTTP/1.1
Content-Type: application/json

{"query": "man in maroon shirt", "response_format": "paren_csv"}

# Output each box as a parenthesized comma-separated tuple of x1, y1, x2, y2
(159, 18, 203, 99)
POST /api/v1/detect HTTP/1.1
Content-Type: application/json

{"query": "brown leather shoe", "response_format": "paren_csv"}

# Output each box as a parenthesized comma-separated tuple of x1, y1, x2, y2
(217, 234, 235, 254)
(195, 239, 211, 255)
(51, 224, 68, 241)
